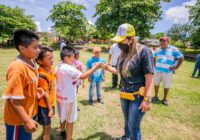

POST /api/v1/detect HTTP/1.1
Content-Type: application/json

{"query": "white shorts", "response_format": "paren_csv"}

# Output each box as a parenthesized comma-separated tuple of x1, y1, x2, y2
(154, 72, 172, 89)
(57, 101, 77, 123)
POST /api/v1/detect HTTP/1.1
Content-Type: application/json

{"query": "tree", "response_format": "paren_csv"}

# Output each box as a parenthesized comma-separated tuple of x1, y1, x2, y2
(0, 4, 36, 43)
(93, 0, 170, 39)
(48, 0, 88, 40)
(154, 32, 165, 39)
(189, 0, 200, 50)
(167, 23, 193, 49)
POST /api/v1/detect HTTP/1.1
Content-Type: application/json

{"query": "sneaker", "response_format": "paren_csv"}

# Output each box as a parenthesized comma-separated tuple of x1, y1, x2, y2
(97, 99, 104, 104)
(152, 96, 159, 103)
(60, 130, 66, 139)
(89, 100, 94, 106)
(162, 99, 168, 106)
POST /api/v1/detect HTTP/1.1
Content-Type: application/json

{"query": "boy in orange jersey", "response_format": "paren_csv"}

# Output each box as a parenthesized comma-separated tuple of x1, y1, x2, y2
(2, 29, 43, 140)
(36, 46, 56, 140)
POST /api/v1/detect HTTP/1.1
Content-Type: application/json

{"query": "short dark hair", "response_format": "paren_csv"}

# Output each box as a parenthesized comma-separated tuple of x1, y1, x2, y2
(36, 45, 53, 65)
(60, 46, 75, 61)
(13, 29, 39, 51)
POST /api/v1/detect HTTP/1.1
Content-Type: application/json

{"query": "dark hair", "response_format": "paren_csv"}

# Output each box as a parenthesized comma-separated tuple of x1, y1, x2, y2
(36, 45, 53, 65)
(13, 29, 39, 51)
(60, 46, 75, 61)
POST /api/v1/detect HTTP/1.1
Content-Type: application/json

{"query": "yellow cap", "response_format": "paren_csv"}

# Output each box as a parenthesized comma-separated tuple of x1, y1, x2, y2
(111, 23, 136, 43)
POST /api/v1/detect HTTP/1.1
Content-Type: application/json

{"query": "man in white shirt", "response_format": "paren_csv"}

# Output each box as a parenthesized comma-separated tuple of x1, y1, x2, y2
(60, 40, 66, 51)
(108, 43, 121, 88)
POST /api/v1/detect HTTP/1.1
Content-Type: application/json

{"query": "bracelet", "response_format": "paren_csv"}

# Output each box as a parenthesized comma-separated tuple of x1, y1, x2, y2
(144, 96, 152, 102)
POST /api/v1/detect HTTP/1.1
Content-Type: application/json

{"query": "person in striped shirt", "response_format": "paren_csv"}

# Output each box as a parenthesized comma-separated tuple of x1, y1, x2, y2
(152, 36, 184, 105)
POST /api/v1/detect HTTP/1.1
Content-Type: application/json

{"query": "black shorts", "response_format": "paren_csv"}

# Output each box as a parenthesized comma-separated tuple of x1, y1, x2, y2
(37, 106, 54, 126)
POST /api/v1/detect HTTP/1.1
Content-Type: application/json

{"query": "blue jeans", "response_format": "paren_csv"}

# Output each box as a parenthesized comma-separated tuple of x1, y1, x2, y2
(89, 80, 102, 101)
(192, 63, 200, 77)
(120, 95, 145, 140)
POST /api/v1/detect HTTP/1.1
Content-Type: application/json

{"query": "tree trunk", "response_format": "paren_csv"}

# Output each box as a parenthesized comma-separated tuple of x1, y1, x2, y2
(182, 40, 186, 52)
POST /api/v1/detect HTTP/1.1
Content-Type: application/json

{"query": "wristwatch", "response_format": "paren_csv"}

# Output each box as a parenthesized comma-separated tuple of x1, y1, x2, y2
(144, 96, 152, 102)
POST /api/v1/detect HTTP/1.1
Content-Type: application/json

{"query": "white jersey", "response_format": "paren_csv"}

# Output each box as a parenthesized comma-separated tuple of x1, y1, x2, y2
(55, 62, 82, 103)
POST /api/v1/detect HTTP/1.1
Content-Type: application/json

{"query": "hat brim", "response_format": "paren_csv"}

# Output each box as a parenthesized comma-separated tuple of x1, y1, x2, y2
(111, 36, 126, 43)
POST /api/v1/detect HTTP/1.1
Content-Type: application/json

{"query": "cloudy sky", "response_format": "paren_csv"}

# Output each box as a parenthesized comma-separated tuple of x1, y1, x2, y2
(0, 0, 197, 34)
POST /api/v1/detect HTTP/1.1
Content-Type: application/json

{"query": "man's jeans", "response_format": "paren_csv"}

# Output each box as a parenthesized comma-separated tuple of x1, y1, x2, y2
(120, 95, 145, 140)
(89, 80, 102, 101)
(192, 63, 200, 77)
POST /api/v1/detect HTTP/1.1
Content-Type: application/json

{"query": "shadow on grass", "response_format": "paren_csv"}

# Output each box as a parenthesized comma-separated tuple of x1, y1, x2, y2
(102, 86, 119, 92)
(78, 132, 113, 140)
(79, 100, 99, 106)
(151, 99, 164, 105)
(36, 127, 62, 140)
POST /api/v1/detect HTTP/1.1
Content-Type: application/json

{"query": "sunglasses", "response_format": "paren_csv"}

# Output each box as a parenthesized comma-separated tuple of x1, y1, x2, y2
(160, 40, 168, 42)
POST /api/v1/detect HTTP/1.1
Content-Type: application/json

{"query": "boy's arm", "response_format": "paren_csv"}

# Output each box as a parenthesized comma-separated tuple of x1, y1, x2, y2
(9, 99, 38, 132)
(80, 62, 102, 79)
(43, 92, 54, 117)
(4, 70, 38, 133)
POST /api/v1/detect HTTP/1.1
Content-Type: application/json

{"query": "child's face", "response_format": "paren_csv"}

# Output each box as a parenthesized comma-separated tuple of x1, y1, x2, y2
(19, 40, 40, 59)
(93, 51, 101, 58)
(40, 51, 54, 67)
(64, 54, 75, 65)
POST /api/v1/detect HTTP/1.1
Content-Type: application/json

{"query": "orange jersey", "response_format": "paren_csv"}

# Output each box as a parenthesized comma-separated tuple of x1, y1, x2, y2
(3, 59, 38, 125)
(38, 66, 56, 108)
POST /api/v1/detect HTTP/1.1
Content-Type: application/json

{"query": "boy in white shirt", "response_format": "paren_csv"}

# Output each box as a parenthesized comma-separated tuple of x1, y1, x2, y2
(55, 46, 104, 140)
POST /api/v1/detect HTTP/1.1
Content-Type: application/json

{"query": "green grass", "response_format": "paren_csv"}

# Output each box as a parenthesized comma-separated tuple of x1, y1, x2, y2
(0, 46, 200, 140)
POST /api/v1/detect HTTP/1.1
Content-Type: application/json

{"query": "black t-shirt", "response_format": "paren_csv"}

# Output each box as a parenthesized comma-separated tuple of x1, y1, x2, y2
(119, 46, 154, 93)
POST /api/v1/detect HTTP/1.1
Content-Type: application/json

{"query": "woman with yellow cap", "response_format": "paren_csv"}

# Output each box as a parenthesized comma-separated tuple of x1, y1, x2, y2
(105, 23, 154, 140)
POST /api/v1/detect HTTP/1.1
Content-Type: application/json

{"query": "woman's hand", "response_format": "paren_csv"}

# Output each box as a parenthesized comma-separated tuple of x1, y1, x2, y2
(138, 100, 151, 112)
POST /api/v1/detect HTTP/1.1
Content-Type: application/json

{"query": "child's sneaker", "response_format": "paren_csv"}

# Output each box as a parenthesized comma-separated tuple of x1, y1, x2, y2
(152, 96, 159, 103)
(97, 99, 104, 104)
(162, 99, 168, 106)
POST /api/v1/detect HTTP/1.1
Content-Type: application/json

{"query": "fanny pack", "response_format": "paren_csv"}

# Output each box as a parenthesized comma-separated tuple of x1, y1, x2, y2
(120, 86, 145, 101)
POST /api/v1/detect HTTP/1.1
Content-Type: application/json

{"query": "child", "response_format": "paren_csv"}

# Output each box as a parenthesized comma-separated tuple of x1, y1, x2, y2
(36, 46, 55, 140)
(86, 47, 106, 106)
(55, 46, 104, 140)
(73, 49, 85, 90)
(2, 29, 42, 140)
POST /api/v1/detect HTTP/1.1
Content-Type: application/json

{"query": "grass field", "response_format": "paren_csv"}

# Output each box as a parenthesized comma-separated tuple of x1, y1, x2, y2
(0, 45, 200, 140)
